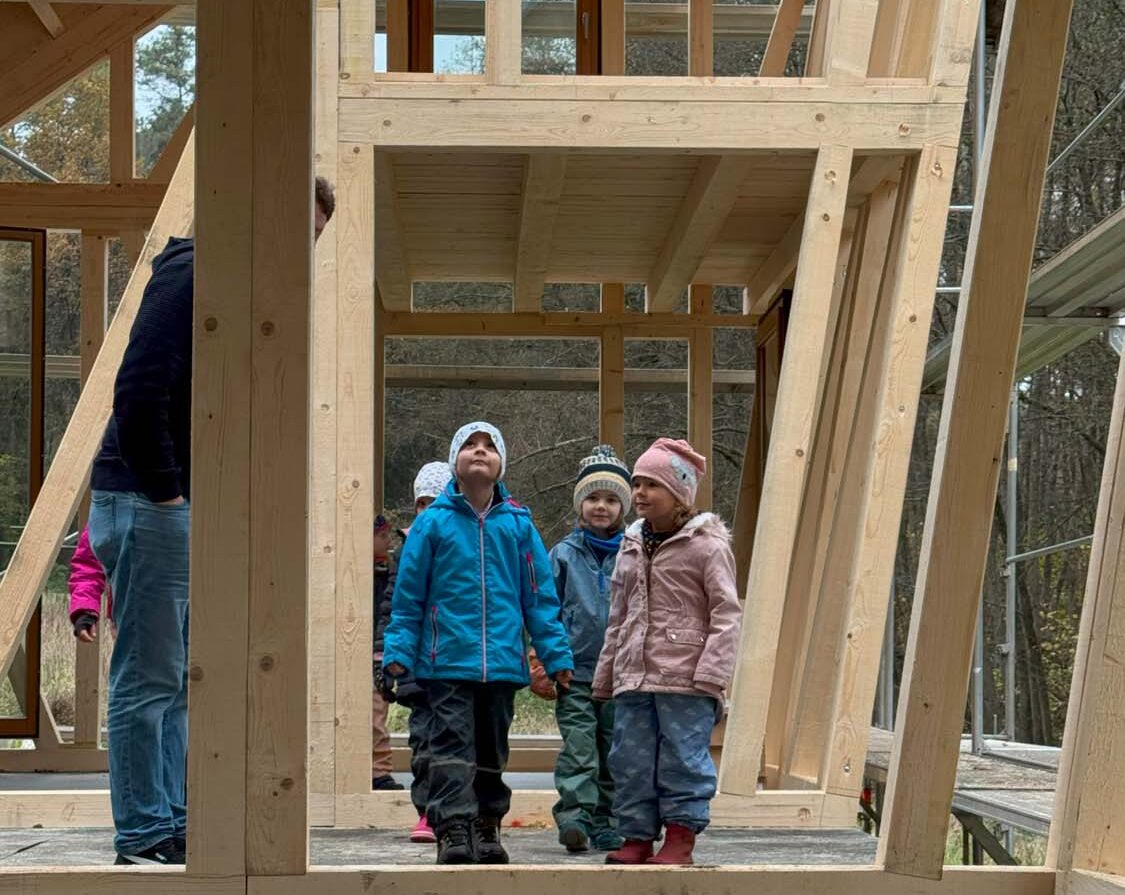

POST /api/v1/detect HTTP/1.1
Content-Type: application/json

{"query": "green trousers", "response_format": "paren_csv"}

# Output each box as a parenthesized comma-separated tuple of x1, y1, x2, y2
(553, 682, 616, 832)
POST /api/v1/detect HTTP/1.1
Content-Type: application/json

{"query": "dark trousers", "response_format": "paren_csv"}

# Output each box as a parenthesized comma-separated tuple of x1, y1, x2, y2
(553, 682, 616, 833)
(423, 679, 518, 832)
(408, 700, 433, 817)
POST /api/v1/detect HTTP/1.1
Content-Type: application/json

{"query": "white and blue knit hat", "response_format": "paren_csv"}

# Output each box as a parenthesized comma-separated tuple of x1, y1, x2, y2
(448, 421, 508, 480)
(413, 461, 452, 503)
(573, 444, 632, 514)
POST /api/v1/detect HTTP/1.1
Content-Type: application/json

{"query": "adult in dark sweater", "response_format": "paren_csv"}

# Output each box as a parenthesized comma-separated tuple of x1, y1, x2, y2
(87, 178, 336, 866)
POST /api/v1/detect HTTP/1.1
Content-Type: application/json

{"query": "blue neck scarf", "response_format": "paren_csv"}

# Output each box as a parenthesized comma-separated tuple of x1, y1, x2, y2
(583, 528, 623, 561)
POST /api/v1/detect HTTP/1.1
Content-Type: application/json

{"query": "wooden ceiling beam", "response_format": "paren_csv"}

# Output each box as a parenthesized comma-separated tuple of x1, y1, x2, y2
(514, 153, 567, 312)
(647, 154, 753, 311)
(0, 3, 170, 130)
(27, 0, 64, 36)
(372, 150, 412, 311)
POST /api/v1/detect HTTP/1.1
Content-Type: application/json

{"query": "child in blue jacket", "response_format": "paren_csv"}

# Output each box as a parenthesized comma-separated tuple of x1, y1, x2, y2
(384, 421, 574, 865)
(548, 445, 632, 855)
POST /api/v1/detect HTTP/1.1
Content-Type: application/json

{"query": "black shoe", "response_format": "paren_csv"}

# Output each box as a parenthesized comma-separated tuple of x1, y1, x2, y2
(559, 822, 590, 853)
(472, 815, 509, 864)
(436, 822, 476, 864)
(115, 837, 186, 865)
(373, 774, 405, 791)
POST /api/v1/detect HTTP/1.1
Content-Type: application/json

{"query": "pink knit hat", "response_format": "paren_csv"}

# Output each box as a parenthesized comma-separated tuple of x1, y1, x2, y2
(632, 438, 707, 508)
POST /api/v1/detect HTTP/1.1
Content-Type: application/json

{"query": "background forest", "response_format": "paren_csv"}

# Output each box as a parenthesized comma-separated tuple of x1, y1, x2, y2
(0, 0, 1123, 804)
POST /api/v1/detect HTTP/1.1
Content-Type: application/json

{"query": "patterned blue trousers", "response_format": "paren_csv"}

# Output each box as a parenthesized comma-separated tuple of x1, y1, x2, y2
(608, 691, 720, 839)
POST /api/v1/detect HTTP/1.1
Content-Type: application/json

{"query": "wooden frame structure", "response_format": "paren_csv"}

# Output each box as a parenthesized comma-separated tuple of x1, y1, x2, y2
(2, 0, 1124, 893)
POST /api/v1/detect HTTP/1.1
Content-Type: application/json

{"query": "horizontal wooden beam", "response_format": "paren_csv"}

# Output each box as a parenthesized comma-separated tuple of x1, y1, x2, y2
(246, 868, 1055, 895)
(0, 872, 241, 894)
(384, 364, 755, 392)
(0, 182, 165, 230)
(341, 98, 963, 151)
(382, 310, 758, 337)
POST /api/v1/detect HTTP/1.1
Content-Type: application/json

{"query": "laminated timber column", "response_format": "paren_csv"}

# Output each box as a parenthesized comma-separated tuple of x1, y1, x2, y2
(600, 284, 625, 453)
(877, 0, 1076, 878)
(308, 0, 340, 824)
(190, 0, 314, 877)
(72, 232, 109, 750)
(719, 144, 853, 796)
(1048, 337, 1125, 878)
(689, 284, 714, 510)
(334, 142, 376, 799)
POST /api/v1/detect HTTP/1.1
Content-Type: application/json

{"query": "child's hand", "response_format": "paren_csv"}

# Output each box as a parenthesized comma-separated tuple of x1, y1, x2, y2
(529, 662, 556, 700)
(553, 669, 574, 691)
(72, 612, 98, 642)
(386, 662, 407, 677)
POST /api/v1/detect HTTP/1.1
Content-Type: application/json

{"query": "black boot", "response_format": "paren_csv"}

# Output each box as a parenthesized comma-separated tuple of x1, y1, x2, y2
(436, 822, 476, 865)
(472, 816, 509, 864)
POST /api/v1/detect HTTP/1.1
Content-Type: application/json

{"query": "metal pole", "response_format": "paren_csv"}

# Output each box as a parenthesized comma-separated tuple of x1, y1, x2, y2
(1045, 80, 1125, 176)
(970, 0, 988, 756)
(1005, 388, 1018, 740)
(1007, 533, 1093, 565)
(0, 142, 57, 182)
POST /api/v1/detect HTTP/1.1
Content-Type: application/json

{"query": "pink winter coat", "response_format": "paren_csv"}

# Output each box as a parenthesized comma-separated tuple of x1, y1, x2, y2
(68, 526, 109, 622)
(592, 513, 741, 700)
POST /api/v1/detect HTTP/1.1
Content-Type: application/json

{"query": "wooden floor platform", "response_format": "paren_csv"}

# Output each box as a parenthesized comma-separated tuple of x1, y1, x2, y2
(0, 826, 876, 868)
(865, 729, 1059, 836)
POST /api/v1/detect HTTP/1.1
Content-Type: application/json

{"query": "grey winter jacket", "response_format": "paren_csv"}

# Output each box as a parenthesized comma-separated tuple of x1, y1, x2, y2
(549, 529, 619, 683)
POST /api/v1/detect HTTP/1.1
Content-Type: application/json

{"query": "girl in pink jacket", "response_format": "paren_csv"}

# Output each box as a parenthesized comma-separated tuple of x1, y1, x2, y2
(69, 525, 109, 642)
(591, 438, 741, 866)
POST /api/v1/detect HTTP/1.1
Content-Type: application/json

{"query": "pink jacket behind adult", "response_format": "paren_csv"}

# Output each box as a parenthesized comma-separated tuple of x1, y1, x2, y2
(68, 526, 108, 622)
(592, 512, 741, 700)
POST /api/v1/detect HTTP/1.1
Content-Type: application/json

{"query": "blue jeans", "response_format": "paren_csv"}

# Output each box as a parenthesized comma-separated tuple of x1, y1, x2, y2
(88, 490, 190, 854)
(608, 692, 720, 839)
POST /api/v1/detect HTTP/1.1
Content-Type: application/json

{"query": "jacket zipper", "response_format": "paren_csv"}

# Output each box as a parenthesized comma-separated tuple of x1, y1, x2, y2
(526, 551, 538, 594)
(475, 501, 499, 683)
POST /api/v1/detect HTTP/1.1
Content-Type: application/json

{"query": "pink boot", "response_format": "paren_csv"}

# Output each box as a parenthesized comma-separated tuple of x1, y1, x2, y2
(604, 839, 655, 864)
(646, 824, 696, 865)
(410, 815, 436, 843)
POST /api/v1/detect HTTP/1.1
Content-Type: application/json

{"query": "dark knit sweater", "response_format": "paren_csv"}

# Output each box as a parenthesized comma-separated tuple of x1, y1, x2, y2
(91, 237, 194, 502)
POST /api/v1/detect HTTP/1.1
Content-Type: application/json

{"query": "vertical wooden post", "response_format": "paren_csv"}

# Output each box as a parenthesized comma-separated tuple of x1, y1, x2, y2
(779, 185, 900, 782)
(192, 0, 314, 877)
(1048, 349, 1125, 876)
(600, 283, 625, 454)
(244, 0, 314, 872)
(719, 145, 853, 796)
(487, 0, 521, 84)
(386, 0, 410, 71)
(819, 0, 880, 84)
(335, 143, 376, 798)
(600, 0, 626, 75)
(109, 39, 134, 182)
(688, 0, 713, 77)
(878, 0, 1076, 876)
(340, 0, 374, 79)
(689, 284, 714, 510)
(190, 4, 252, 877)
(308, 0, 340, 825)
(73, 232, 108, 749)
(764, 212, 860, 781)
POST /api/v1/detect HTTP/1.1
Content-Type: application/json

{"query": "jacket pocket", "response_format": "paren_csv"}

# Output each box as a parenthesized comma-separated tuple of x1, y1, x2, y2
(429, 606, 440, 663)
(525, 551, 538, 595)
(666, 628, 706, 646)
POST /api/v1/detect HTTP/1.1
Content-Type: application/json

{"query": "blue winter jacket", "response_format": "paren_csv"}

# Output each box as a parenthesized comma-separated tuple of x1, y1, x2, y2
(382, 481, 574, 684)
(549, 529, 618, 683)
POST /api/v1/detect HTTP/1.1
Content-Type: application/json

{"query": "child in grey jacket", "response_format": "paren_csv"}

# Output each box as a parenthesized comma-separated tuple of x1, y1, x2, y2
(547, 445, 632, 854)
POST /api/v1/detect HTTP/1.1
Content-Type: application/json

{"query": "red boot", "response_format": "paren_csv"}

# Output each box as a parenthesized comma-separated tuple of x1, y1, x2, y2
(646, 824, 696, 865)
(604, 839, 655, 864)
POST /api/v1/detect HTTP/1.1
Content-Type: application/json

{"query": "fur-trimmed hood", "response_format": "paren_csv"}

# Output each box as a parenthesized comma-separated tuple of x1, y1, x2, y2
(623, 511, 730, 544)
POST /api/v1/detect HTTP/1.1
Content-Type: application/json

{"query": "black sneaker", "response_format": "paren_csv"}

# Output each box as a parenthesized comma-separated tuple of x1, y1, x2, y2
(372, 774, 405, 791)
(436, 822, 476, 865)
(115, 837, 186, 865)
(472, 815, 509, 864)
